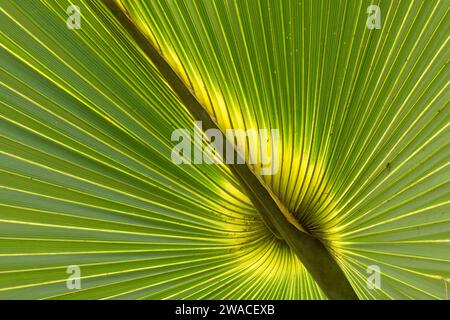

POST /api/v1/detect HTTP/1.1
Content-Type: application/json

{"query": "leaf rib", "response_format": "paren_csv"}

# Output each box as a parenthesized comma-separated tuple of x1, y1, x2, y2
(100, 0, 358, 300)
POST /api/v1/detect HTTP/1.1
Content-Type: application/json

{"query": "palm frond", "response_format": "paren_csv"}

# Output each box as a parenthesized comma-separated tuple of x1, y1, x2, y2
(0, 0, 448, 299)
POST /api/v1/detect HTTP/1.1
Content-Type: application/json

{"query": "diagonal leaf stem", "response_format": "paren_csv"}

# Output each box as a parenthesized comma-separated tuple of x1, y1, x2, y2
(99, 0, 358, 300)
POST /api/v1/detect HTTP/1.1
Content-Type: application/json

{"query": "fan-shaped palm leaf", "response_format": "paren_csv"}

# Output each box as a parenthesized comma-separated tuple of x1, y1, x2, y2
(0, 0, 448, 299)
